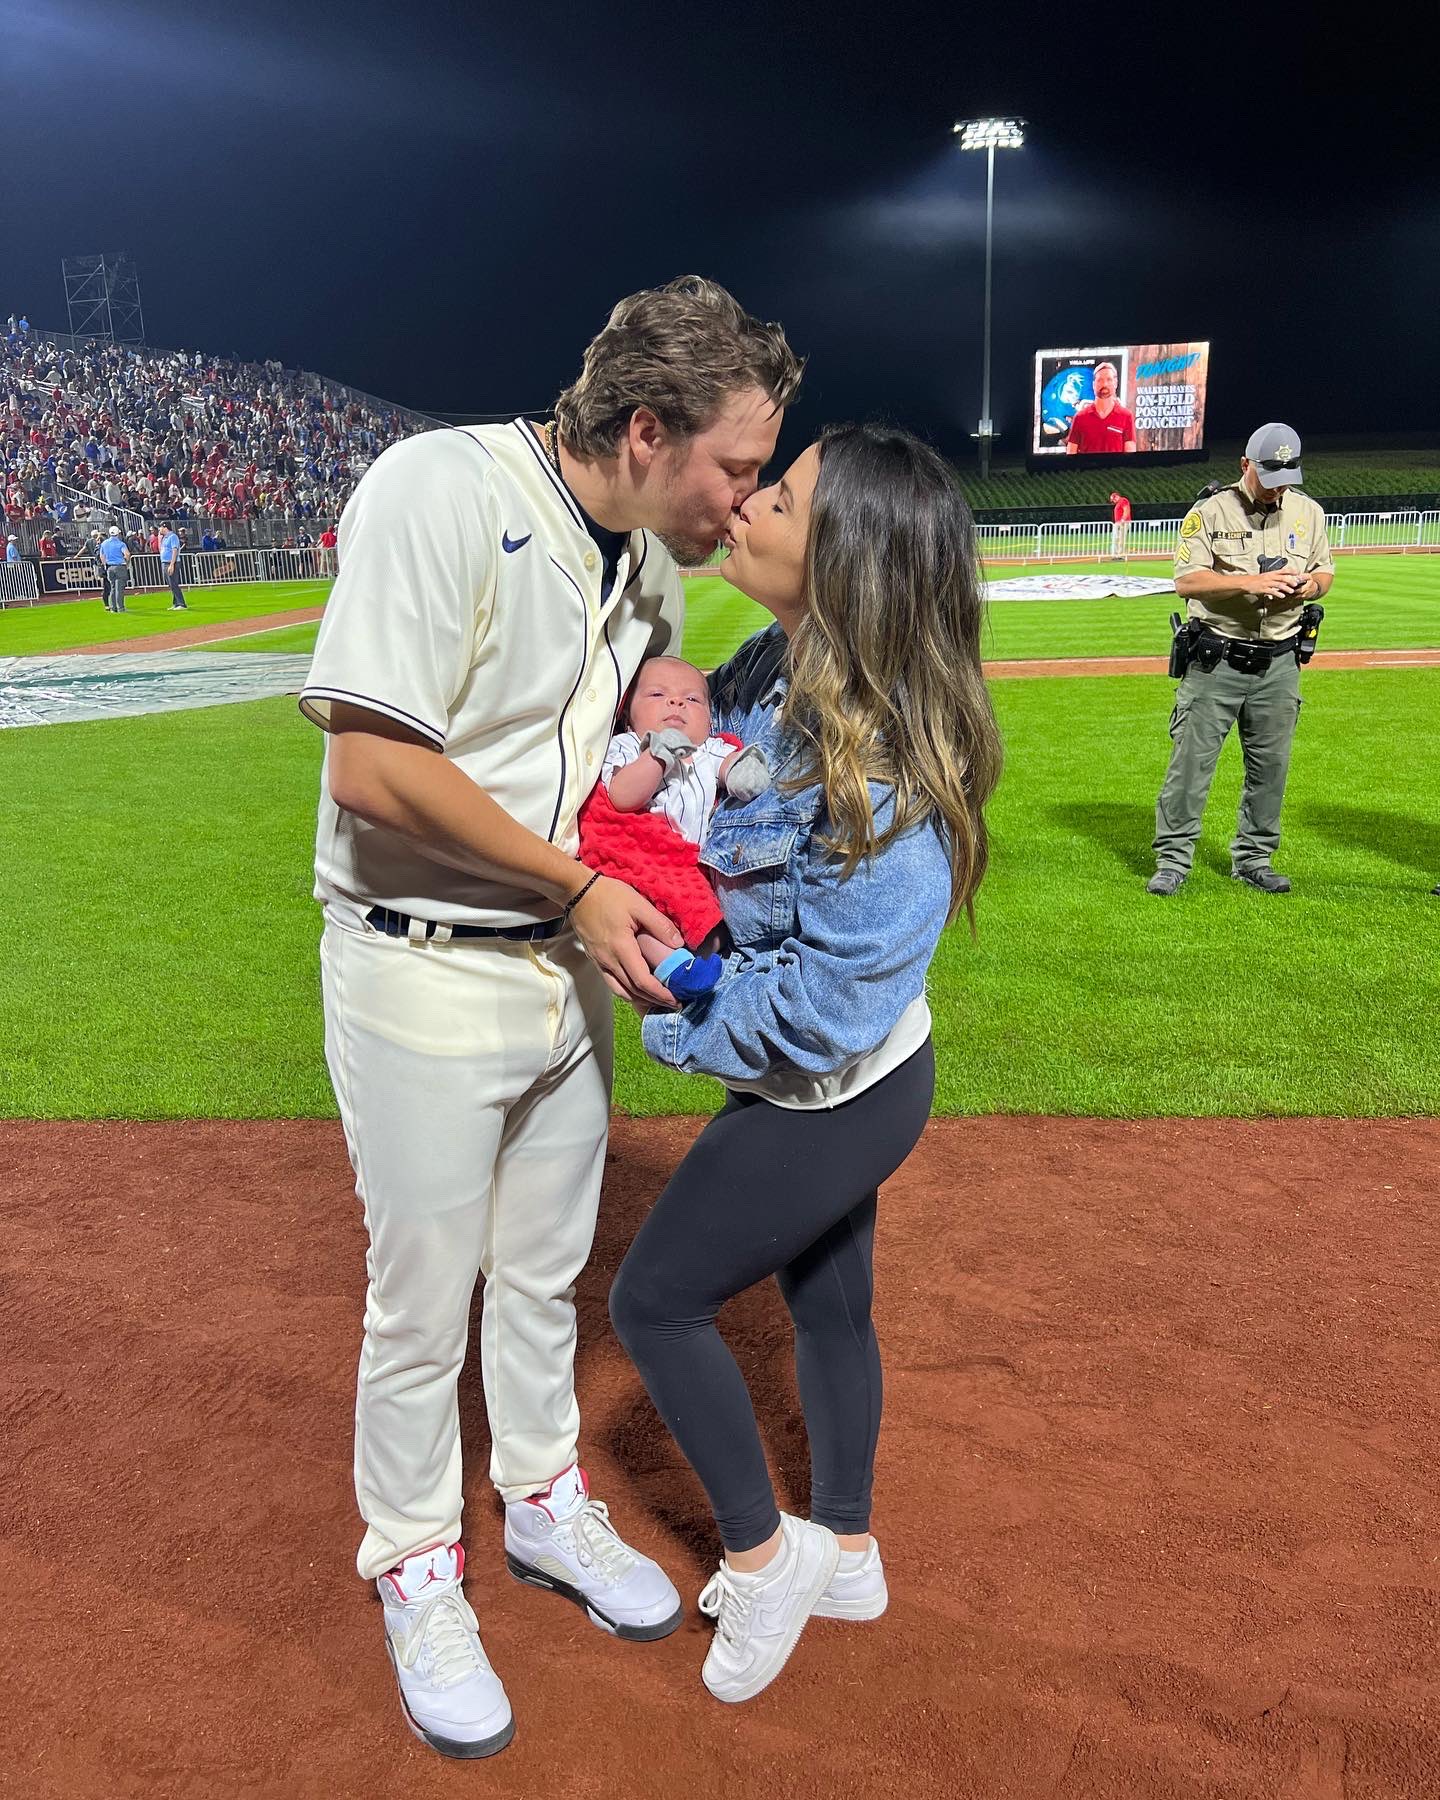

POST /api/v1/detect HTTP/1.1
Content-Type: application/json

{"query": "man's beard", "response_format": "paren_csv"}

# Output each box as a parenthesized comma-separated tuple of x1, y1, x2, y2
(656, 526, 721, 567)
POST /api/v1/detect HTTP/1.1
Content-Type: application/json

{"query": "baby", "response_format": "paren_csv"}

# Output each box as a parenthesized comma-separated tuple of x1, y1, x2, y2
(577, 656, 768, 998)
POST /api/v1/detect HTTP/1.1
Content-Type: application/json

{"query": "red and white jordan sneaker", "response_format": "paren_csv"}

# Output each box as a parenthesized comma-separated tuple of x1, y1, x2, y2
(504, 1464, 682, 1641)
(378, 1543, 514, 1759)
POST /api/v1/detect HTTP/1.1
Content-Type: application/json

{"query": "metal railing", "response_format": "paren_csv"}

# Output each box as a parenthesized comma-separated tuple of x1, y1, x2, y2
(0, 561, 40, 606)
(56, 482, 146, 535)
(1326, 510, 1440, 549)
(35, 548, 337, 595)
(974, 512, 1440, 561)
(6, 512, 341, 557)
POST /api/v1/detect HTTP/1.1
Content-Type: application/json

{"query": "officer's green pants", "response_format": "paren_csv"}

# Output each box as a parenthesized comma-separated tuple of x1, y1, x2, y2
(1153, 652, 1301, 875)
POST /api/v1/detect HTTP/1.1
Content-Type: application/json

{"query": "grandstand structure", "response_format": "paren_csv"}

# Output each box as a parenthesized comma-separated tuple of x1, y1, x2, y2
(5, 307, 1437, 608)
(966, 436, 1440, 521)
(2, 315, 441, 555)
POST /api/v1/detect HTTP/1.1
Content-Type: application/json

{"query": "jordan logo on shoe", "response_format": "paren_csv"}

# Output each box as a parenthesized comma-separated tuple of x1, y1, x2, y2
(419, 1566, 447, 1589)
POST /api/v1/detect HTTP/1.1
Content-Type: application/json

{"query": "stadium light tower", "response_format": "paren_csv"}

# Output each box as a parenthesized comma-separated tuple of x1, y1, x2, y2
(953, 116, 1025, 482)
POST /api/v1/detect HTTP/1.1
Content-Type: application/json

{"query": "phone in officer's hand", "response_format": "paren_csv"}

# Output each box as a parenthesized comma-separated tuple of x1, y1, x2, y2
(1256, 551, 1306, 594)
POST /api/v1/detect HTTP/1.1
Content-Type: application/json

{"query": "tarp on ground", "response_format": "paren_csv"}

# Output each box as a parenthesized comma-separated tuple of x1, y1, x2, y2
(0, 651, 314, 729)
(985, 574, 1175, 601)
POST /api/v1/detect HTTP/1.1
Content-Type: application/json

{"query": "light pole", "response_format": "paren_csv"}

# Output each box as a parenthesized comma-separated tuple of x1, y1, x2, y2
(953, 116, 1026, 484)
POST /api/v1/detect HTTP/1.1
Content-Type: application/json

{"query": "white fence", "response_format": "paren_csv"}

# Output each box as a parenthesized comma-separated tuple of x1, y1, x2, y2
(1328, 510, 1440, 549)
(976, 510, 1440, 561)
(1, 561, 40, 606)
(24, 547, 337, 601)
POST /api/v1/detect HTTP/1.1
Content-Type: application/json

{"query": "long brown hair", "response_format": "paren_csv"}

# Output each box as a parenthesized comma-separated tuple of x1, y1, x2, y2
(783, 423, 1002, 928)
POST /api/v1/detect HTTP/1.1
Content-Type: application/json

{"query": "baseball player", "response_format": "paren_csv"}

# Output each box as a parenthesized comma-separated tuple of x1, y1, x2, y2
(299, 275, 801, 1760)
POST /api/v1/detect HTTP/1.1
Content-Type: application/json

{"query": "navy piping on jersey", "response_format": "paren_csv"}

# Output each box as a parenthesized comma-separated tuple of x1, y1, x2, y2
(603, 618, 622, 727)
(439, 423, 497, 464)
(300, 686, 445, 749)
(514, 417, 587, 534)
(546, 557, 593, 844)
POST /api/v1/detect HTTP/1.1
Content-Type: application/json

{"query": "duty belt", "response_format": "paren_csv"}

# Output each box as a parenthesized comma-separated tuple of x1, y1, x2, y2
(1198, 629, 1301, 675)
(365, 905, 566, 943)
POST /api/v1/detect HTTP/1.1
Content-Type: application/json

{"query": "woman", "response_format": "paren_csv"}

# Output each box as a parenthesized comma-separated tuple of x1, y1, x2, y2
(608, 422, 1002, 1703)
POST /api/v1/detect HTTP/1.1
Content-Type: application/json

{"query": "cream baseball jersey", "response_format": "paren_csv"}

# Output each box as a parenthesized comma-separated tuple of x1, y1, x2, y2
(300, 420, 684, 928)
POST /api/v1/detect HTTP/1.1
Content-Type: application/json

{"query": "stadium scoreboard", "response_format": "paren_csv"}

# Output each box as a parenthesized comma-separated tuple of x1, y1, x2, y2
(1031, 341, 1211, 463)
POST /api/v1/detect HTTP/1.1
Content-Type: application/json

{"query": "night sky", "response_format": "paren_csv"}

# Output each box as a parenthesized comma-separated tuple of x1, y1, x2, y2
(4, 0, 1435, 464)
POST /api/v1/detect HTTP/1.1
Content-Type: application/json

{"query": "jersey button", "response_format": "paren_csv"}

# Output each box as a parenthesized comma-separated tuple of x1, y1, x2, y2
(585, 750, 595, 766)
(585, 688, 596, 703)
(583, 551, 598, 572)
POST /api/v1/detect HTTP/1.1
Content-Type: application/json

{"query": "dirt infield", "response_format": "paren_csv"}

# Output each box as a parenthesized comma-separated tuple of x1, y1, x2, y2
(5, 1115, 1436, 1799)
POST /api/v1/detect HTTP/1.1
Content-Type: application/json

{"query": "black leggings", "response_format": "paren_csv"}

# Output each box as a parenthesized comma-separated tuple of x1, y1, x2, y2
(608, 1040, 935, 1552)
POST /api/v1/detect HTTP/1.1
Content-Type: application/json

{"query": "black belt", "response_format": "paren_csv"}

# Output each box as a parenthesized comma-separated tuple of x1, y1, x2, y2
(365, 905, 566, 943)
(1196, 628, 1300, 675)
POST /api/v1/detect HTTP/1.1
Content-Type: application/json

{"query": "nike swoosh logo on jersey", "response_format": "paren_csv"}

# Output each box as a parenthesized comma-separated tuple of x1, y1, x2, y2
(502, 531, 532, 553)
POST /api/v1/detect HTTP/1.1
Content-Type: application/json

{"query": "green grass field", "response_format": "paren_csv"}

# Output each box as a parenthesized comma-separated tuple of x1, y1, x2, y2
(3, 666, 1436, 1121)
(9, 556, 1430, 669)
(686, 565, 1440, 665)
(0, 580, 330, 653)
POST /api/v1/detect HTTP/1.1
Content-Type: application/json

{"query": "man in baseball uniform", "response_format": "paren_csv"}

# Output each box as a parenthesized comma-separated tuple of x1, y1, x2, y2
(299, 276, 801, 1760)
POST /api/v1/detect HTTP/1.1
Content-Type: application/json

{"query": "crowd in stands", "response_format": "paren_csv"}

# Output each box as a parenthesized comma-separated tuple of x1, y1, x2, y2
(2, 310, 429, 532)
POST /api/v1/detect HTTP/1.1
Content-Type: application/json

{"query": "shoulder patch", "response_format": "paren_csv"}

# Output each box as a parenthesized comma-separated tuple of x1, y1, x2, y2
(1180, 511, 1204, 539)
(1176, 540, 1191, 565)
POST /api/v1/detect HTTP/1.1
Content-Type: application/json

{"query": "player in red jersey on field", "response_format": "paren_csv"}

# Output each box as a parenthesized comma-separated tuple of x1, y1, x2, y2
(1110, 490, 1132, 558)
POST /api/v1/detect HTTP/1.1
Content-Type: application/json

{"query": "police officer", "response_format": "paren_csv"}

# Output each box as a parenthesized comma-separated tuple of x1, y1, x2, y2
(1148, 423, 1333, 895)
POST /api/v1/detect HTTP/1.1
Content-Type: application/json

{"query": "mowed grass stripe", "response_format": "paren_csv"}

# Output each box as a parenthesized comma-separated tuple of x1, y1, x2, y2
(0, 581, 330, 655)
(2, 671, 1436, 1121)
(8, 559, 1437, 665)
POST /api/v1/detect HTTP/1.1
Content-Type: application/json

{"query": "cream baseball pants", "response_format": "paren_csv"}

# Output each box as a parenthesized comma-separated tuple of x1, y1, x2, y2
(319, 918, 613, 1581)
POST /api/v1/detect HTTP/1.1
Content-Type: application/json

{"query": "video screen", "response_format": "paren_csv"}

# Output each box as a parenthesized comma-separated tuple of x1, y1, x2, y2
(1032, 341, 1210, 458)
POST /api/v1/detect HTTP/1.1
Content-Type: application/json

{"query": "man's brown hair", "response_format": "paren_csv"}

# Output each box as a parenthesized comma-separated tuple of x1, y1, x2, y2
(554, 275, 803, 458)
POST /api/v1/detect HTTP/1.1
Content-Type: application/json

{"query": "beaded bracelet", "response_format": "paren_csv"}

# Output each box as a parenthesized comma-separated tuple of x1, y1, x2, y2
(563, 871, 603, 920)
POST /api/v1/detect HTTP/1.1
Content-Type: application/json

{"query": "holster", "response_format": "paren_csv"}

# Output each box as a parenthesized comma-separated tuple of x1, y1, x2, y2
(1296, 602, 1325, 665)
(1167, 612, 1189, 680)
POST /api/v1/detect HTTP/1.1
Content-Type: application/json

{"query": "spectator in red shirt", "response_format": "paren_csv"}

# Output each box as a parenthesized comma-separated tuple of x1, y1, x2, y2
(1067, 363, 1137, 455)
(1109, 491, 1132, 559)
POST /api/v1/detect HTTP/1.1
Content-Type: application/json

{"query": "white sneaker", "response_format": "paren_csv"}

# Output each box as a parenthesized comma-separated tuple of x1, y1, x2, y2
(504, 1464, 682, 1641)
(378, 1543, 514, 1759)
(812, 1535, 888, 1620)
(697, 1514, 840, 1703)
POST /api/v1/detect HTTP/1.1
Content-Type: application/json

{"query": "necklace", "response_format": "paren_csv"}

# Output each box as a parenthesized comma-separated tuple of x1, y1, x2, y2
(542, 420, 561, 473)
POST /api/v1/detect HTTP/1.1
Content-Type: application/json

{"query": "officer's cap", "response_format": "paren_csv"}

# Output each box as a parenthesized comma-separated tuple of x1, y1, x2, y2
(1245, 423, 1304, 488)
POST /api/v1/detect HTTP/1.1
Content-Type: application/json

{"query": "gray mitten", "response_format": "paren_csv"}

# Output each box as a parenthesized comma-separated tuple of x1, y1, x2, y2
(724, 742, 771, 803)
(640, 727, 699, 777)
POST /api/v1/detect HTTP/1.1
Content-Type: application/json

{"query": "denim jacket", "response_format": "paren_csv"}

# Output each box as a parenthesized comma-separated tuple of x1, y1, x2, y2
(640, 624, 952, 1092)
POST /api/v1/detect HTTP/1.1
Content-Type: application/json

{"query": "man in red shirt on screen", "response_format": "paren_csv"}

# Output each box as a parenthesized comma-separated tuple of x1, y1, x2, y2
(1066, 362, 1137, 454)
(1110, 490, 1132, 558)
